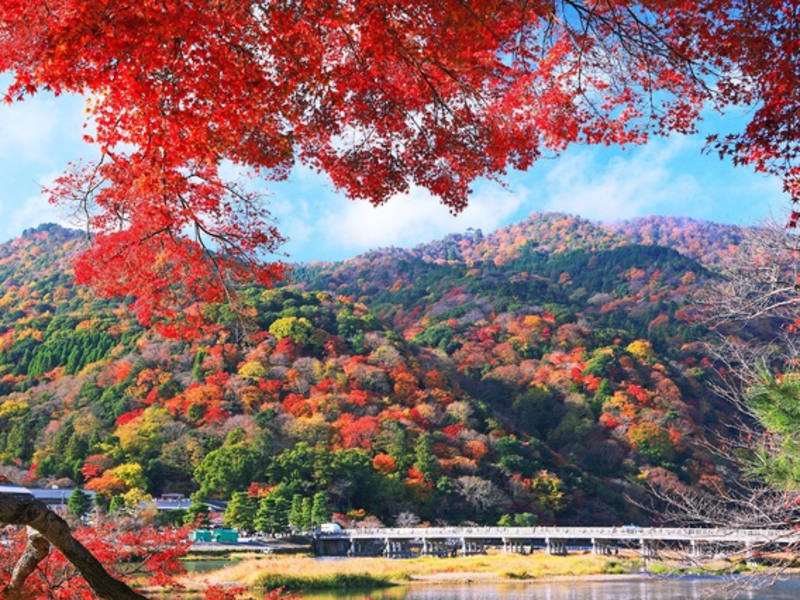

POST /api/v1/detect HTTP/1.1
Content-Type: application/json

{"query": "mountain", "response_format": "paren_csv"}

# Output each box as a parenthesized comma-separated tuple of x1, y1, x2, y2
(0, 214, 745, 526)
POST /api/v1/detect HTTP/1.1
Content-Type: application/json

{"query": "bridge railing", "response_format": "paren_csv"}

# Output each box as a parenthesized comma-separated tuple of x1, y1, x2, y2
(319, 526, 799, 543)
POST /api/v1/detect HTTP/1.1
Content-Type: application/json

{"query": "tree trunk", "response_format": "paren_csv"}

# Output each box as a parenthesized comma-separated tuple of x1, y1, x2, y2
(3, 527, 50, 598)
(0, 490, 149, 600)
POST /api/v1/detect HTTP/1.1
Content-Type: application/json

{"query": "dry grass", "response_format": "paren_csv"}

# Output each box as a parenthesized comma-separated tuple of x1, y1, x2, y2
(181, 550, 637, 590)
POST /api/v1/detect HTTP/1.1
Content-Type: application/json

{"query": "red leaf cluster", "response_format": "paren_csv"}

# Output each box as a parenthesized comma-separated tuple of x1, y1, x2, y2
(2, 1, 796, 330)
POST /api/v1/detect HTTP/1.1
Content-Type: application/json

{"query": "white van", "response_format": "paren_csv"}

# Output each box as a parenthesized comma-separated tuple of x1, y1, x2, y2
(319, 523, 343, 534)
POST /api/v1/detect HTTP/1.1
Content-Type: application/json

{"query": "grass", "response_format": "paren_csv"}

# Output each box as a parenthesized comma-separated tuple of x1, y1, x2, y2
(504, 570, 533, 580)
(257, 573, 394, 592)
(647, 560, 759, 576)
(601, 559, 640, 574)
(181, 550, 642, 592)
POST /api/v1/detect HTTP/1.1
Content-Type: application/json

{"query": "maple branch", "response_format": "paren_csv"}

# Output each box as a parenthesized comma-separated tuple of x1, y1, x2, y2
(3, 528, 50, 599)
(0, 491, 149, 600)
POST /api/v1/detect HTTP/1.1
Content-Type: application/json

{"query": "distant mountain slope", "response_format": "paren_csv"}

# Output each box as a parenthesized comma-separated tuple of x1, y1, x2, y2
(0, 214, 745, 527)
(605, 215, 749, 268)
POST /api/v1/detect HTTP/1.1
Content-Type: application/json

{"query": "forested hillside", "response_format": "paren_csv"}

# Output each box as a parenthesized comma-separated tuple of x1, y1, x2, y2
(0, 215, 746, 527)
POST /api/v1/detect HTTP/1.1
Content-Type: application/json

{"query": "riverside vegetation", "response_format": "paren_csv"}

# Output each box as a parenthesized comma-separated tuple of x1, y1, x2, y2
(180, 552, 643, 592)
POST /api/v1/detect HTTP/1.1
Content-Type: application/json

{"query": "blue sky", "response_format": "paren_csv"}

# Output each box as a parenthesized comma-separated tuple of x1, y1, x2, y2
(0, 82, 787, 263)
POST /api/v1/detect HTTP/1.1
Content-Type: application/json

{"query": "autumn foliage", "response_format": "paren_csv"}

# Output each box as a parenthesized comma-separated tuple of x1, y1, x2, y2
(0, 521, 190, 599)
(0, 215, 766, 530)
(0, 1, 798, 329)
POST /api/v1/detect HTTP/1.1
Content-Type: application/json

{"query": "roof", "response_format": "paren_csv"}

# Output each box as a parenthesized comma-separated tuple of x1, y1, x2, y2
(27, 488, 95, 502)
(154, 499, 193, 511)
(0, 485, 33, 497)
(150, 498, 227, 511)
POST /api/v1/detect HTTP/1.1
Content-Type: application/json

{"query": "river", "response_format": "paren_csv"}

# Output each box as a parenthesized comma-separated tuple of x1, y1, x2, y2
(298, 578, 800, 600)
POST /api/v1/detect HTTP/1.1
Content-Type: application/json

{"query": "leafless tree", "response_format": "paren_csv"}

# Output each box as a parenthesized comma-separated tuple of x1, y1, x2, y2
(636, 217, 800, 594)
(697, 219, 800, 464)
(395, 511, 421, 527)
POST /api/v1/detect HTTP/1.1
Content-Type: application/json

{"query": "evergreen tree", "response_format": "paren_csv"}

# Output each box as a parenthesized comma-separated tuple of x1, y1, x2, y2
(255, 495, 276, 534)
(274, 496, 290, 532)
(414, 432, 437, 480)
(311, 491, 330, 526)
(94, 493, 109, 513)
(223, 491, 257, 532)
(749, 373, 800, 487)
(288, 494, 304, 530)
(108, 495, 125, 514)
(66, 347, 81, 374)
(67, 488, 92, 519)
(255, 495, 290, 535)
(183, 494, 211, 527)
(378, 421, 411, 473)
(192, 349, 207, 381)
(301, 496, 313, 531)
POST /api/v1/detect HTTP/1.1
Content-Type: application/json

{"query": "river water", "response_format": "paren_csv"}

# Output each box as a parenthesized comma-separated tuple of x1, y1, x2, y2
(300, 578, 800, 600)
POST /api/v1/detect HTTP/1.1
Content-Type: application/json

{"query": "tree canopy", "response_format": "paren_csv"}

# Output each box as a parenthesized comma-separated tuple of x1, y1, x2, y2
(1, 0, 797, 332)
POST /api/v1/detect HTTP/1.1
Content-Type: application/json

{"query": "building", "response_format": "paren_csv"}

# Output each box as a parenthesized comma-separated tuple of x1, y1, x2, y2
(189, 529, 238, 543)
(151, 494, 227, 512)
(29, 487, 95, 508)
(0, 485, 94, 509)
(0, 485, 33, 499)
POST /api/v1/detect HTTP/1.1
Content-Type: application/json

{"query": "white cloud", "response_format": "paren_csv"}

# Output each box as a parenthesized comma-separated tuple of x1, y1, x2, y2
(0, 97, 67, 161)
(318, 183, 528, 251)
(1, 172, 77, 238)
(539, 138, 700, 222)
(535, 134, 787, 225)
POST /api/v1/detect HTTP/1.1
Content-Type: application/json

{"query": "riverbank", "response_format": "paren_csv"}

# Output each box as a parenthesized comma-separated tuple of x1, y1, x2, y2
(179, 551, 644, 593)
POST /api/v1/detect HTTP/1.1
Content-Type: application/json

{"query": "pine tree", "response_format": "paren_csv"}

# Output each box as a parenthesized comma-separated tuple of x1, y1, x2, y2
(255, 495, 290, 535)
(748, 374, 800, 487)
(414, 432, 437, 481)
(192, 349, 207, 381)
(288, 494, 304, 530)
(311, 491, 330, 526)
(108, 495, 125, 515)
(384, 421, 412, 473)
(67, 488, 92, 519)
(301, 496, 313, 531)
(223, 491, 257, 532)
(66, 347, 81, 374)
(274, 496, 290, 531)
(183, 494, 211, 527)
(255, 496, 276, 534)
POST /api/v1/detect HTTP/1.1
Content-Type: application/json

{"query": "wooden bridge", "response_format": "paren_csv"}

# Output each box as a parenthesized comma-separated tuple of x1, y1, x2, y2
(313, 526, 800, 558)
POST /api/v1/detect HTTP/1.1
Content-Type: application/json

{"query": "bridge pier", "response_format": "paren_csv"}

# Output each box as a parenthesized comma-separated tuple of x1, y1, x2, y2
(545, 538, 567, 555)
(592, 540, 612, 556)
(640, 538, 657, 560)
(745, 541, 760, 565)
(690, 540, 701, 561)
(383, 540, 410, 558)
(504, 539, 534, 555)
